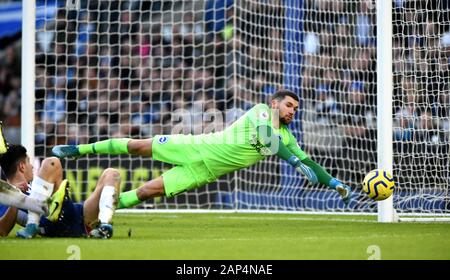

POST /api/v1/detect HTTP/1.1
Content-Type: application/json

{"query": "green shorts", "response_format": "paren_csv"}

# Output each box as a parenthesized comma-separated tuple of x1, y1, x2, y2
(152, 134, 217, 198)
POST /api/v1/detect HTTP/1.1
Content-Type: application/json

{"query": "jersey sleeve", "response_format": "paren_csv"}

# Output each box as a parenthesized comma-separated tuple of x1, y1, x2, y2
(286, 130, 309, 161)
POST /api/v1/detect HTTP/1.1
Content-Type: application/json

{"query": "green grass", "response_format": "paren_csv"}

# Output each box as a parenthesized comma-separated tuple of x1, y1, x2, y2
(1, 213, 449, 260)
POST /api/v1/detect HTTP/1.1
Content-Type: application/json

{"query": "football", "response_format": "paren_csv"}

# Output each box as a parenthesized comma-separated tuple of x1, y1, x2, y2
(362, 169, 395, 201)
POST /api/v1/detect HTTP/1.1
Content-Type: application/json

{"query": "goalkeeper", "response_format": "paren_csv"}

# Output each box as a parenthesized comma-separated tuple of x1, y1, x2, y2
(52, 90, 351, 209)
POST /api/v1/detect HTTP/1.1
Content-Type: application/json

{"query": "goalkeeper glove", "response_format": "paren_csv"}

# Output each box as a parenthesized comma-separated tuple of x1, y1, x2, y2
(288, 156, 318, 185)
(329, 178, 352, 205)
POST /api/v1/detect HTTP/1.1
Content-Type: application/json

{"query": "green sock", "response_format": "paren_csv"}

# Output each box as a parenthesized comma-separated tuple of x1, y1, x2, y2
(117, 190, 142, 209)
(78, 138, 130, 155)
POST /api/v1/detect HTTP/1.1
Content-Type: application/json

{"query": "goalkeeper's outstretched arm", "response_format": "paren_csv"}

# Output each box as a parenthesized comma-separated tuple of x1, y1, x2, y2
(257, 124, 351, 203)
(256, 124, 318, 184)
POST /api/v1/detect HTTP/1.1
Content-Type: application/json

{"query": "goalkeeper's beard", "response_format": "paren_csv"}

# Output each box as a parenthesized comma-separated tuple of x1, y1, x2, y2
(280, 116, 293, 125)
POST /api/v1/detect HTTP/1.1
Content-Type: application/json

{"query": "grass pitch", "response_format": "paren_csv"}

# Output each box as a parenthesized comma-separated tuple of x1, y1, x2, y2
(1, 213, 449, 260)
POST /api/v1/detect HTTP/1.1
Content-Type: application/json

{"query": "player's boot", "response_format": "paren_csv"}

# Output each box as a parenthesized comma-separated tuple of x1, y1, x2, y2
(16, 223, 39, 239)
(336, 184, 351, 205)
(47, 180, 69, 222)
(0, 121, 8, 154)
(52, 145, 80, 159)
(89, 223, 113, 239)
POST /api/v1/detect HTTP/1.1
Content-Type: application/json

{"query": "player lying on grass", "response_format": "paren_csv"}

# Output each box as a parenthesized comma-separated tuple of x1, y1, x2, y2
(0, 145, 121, 238)
(0, 122, 46, 214)
(52, 89, 351, 209)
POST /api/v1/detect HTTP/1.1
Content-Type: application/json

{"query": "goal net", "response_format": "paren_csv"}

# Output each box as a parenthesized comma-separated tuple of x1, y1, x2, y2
(392, 0, 449, 217)
(32, 0, 449, 215)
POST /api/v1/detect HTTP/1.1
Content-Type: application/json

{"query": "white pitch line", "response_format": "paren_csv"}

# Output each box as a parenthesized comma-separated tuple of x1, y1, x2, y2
(217, 215, 377, 223)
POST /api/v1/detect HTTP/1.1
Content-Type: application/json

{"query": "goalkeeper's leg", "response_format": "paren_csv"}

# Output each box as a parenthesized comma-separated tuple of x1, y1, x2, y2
(117, 164, 203, 209)
(117, 176, 165, 209)
(52, 138, 153, 159)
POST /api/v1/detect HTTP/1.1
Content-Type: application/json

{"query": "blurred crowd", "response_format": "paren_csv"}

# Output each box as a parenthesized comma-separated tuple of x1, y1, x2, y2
(0, 0, 285, 153)
(0, 0, 449, 186)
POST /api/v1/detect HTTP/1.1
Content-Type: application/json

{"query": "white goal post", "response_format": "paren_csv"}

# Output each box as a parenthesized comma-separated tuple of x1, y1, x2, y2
(376, 0, 394, 222)
(22, 0, 449, 222)
(21, 0, 36, 162)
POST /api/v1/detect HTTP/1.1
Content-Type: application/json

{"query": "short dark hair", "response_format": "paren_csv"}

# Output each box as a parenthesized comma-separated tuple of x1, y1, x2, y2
(271, 89, 300, 102)
(0, 145, 27, 179)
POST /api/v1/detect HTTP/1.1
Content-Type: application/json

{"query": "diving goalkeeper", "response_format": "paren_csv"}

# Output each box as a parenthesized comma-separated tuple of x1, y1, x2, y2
(52, 90, 351, 208)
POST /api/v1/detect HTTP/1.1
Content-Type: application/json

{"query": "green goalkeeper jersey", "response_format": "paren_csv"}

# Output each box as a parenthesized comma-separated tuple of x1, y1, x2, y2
(193, 103, 308, 178)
